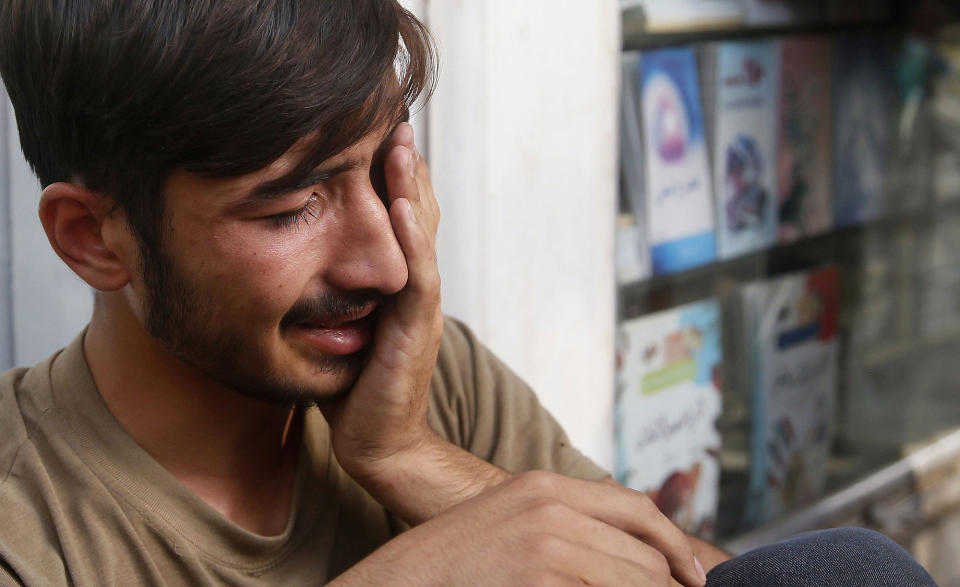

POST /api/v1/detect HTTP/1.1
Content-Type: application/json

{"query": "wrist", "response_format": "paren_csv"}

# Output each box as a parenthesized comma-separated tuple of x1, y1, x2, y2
(340, 430, 510, 526)
(337, 426, 439, 489)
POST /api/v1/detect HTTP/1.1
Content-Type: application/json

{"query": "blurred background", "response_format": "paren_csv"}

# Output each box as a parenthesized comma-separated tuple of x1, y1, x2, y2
(3, 0, 960, 583)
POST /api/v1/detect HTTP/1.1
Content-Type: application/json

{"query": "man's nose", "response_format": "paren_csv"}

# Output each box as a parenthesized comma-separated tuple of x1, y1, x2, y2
(321, 186, 408, 296)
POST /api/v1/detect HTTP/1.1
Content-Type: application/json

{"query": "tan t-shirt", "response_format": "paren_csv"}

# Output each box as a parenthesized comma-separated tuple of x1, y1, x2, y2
(0, 318, 607, 585)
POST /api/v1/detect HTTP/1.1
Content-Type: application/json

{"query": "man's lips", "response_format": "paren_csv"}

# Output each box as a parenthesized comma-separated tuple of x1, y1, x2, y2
(289, 306, 377, 356)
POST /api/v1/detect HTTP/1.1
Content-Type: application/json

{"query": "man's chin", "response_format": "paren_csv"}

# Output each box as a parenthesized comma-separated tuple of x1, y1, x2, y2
(179, 348, 367, 408)
(224, 368, 361, 407)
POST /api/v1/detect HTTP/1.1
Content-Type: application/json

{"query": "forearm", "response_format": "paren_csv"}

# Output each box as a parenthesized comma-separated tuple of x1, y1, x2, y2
(345, 430, 511, 526)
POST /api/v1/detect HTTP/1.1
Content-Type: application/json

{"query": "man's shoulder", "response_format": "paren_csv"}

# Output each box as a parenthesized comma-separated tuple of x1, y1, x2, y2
(0, 355, 73, 586)
(436, 315, 477, 363)
(431, 316, 517, 411)
(429, 316, 610, 482)
(0, 344, 86, 525)
(0, 347, 67, 504)
(0, 343, 72, 464)
(0, 336, 90, 487)
(433, 315, 515, 388)
(428, 316, 516, 449)
(432, 316, 479, 399)
(0, 363, 44, 486)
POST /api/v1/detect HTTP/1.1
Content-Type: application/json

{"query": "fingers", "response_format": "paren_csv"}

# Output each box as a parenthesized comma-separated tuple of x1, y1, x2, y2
(384, 149, 417, 204)
(507, 473, 706, 587)
(519, 503, 674, 586)
(594, 489, 702, 587)
(389, 198, 439, 299)
(382, 123, 441, 314)
(544, 539, 671, 587)
(384, 142, 419, 210)
(350, 123, 440, 378)
(385, 122, 439, 242)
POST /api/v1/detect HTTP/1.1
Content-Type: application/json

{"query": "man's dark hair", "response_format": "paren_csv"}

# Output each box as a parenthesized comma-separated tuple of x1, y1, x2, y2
(0, 0, 436, 264)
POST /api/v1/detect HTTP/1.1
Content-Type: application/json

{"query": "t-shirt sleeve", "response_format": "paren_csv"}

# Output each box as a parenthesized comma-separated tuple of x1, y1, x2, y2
(426, 317, 609, 482)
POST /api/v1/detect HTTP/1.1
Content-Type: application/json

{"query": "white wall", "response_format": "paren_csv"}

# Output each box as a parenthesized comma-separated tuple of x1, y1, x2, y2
(425, 0, 620, 468)
(0, 87, 12, 369)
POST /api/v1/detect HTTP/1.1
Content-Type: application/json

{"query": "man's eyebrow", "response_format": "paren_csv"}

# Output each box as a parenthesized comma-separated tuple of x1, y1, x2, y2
(248, 159, 363, 201)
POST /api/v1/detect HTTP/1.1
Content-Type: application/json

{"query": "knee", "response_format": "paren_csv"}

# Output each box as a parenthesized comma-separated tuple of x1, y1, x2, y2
(707, 527, 936, 587)
(792, 527, 899, 554)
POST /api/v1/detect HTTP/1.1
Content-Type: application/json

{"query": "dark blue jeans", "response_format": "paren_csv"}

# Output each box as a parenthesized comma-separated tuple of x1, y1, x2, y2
(708, 528, 937, 586)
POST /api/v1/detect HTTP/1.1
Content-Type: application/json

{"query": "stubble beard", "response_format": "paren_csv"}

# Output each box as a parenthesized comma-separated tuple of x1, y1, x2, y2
(138, 244, 370, 407)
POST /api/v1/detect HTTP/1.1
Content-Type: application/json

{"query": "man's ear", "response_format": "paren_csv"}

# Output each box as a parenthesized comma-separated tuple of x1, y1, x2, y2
(39, 182, 136, 292)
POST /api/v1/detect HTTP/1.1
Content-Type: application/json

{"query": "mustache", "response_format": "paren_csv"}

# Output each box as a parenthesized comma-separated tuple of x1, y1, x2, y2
(280, 290, 383, 329)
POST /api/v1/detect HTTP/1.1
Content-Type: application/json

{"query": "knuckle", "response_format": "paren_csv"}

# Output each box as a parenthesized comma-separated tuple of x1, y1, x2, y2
(529, 499, 571, 526)
(515, 470, 561, 494)
(527, 533, 570, 562)
(632, 491, 661, 518)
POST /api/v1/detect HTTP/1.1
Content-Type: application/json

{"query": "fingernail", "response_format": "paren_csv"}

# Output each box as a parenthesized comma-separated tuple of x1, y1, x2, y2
(695, 556, 707, 585)
(407, 150, 415, 178)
